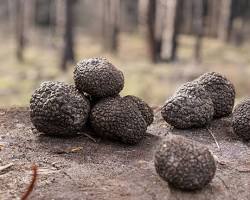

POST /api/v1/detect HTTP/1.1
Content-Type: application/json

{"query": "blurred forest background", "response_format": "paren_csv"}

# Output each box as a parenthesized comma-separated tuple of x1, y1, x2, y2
(1, 0, 250, 107)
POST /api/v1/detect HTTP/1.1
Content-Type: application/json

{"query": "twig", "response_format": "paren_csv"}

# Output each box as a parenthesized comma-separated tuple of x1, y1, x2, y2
(0, 163, 14, 173)
(237, 167, 250, 173)
(21, 164, 38, 200)
(83, 133, 97, 143)
(206, 127, 221, 151)
(153, 106, 162, 116)
(217, 175, 229, 190)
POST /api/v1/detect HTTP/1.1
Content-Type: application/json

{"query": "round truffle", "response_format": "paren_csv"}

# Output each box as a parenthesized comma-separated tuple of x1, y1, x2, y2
(232, 98, 250, 141)
(123, 95, 154, 126)
(73, 57, 124, 98)
(161, 82, 214, 129)
(196, 72, 235, 118)
(90, 96, 147, 144)
(154, 135, 216, 190)
(30, 81, 90, 135)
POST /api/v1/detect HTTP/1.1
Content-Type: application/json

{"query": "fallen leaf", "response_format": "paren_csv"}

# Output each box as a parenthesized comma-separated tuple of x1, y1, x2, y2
(70, 147, 83, 153)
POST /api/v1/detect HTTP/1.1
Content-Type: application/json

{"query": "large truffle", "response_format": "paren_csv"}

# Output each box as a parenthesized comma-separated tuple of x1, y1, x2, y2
(90, 96, 147, 144)
(30, 81, 90, 135)
(154, 135, 216, 190)
(232, 98, 250, 141)
(123, 95, 154, 126)
(161, 82, 214, 129)
(73, 57, 124, 98)
(196, 72, 235, 118)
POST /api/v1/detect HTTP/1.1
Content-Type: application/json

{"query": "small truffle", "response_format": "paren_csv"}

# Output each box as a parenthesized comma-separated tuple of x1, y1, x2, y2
(123, 95, 154, 126)
(90, 96, 147, 144)
(154, 135, 216, 190)
(232, 98, 250, 141)
(74, 57, 124, 98)
(161, 82, 214, 129)
(196, 72, 235, 118)
(30, 81, 90, 135)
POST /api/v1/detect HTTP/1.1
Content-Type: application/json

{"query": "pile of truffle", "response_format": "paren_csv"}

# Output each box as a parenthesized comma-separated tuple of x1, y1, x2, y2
(30, 66, 250, 192)
(160, 71, 250, 141)
(161, 72, 236, 129)
(155, 72, 250, 191)
(154, 72, 233, 191)
(30, 57, 153, 144)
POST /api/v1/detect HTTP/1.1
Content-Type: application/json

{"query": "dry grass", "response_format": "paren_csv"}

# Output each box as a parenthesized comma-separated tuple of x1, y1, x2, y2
(0, 31, 250, 107)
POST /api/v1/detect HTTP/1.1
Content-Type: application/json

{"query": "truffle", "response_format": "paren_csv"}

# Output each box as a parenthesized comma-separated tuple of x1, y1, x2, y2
(30, 81, 90, 135)
(123, 95, 154, 126)
(90, 96, 147, 144)
(161, 82, 214, 129)
(73, 57, 124, 98)
(154, 135, 216, 190)
(196, 72, 235, 118)
(232, 98, 250, 140)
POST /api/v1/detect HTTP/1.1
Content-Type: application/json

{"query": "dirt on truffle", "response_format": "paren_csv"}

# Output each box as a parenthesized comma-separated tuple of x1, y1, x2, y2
(1, 108, 250, 200)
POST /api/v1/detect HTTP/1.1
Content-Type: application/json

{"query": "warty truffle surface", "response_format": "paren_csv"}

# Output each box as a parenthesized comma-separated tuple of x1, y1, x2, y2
(73, 57, 124, 98)
(30, 81, 90, 135)
(123, 95, 154, 126)
(232, 98, 250, 140)
(90, 96, 147, 144)
(196, 72, 235, 118)
(154, 135, 216, 190)
(161, 82, 214, 129)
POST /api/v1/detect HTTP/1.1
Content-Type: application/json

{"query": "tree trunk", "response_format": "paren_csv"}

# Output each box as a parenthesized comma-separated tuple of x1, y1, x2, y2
(138, 0, 149, 31)
(146, 0, 157, 62)
(120, 0, 139, 32)
(102, 0, 120, 53)
(182, 0, 193, 34)
(193, 0, 204, 63)
(61, 0, 75, 71)
(15, 0, 25, 61)
(218, 0, 232, 41)
(55, 0, 65, 36)
(160, 0, 182, 62)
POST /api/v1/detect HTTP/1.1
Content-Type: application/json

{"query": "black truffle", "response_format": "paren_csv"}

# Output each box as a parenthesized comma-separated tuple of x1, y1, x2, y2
(154, 135, 216, 190)
(123, 95, 154, 126)
(90, 96, 147, 144)
(232, 98, 250, 141)
(161, 82, 214, 129)
(73, 57, 124, 98)
(196, 72, 235, 118)
(30, 81, 90, 135)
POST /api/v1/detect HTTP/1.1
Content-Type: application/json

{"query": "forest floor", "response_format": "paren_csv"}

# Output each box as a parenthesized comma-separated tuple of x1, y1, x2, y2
(1, 108, 250, 200)
(1, 32, 250, 107)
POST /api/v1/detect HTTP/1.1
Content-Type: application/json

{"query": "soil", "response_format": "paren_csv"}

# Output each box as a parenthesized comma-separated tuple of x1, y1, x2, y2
(0, 107, 250, 200)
